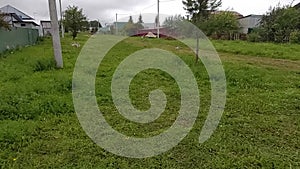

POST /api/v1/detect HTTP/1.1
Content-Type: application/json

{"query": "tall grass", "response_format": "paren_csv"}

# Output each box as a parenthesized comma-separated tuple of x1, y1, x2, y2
(0, 35, 299, 168)
(213, 40, 300, 60)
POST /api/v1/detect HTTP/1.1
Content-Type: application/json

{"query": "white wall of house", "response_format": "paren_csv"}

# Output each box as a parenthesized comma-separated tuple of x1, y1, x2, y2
(13, 22, 39, 29)
(239, 15, 262, 34)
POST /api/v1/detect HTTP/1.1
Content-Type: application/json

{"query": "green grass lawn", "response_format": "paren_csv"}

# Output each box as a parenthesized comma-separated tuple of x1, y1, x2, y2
(0, 34, 299, 168)
(212, 40, 300, 61)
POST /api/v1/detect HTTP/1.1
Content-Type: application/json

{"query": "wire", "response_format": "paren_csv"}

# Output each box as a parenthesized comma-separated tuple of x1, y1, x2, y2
(141, 3, 156, 11)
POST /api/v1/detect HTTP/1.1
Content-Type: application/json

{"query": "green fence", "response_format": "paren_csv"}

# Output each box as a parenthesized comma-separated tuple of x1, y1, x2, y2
(0, 27, 39, 53)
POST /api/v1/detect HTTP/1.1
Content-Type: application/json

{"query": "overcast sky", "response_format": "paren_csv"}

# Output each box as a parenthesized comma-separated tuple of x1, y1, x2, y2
(0, 0, 299, 24)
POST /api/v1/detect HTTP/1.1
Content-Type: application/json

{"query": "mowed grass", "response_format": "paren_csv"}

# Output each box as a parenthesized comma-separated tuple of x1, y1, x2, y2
(0, 34, 299, 168)
(213, 40, 300, 61)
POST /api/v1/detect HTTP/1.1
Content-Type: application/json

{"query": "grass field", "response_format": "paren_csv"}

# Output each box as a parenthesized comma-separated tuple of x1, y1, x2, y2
(0, 34, 299, 168)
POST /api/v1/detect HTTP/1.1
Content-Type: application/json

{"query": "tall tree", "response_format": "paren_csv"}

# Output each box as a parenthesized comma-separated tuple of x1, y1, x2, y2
(128, 16, 134, 24)
(182, 0, 222, 23)
(63, 5, 88, 40)
(137, 14, 144, 24)
(124, 16, 136, 36)
(136, 14, 144, 29)
(0, 13, 10, 30)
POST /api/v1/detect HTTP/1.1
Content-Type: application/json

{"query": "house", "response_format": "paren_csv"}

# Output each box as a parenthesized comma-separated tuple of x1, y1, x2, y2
(135, 27, 170, 38)
(40, 20, 52, 36)
(99, 25, 111, 34)
(0, 5, 39, 29)
(238, 15, 262, 34)
(113, 22, 127, 31)
(142, 23, 156, 29)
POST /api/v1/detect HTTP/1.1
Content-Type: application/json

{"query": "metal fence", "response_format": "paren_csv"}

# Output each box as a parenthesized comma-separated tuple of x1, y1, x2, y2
(0, 27, 39, 53)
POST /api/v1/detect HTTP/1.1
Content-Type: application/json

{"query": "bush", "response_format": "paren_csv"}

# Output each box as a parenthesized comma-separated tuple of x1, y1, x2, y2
(290, 30, 300, 44)
(33, 58, 56, 72)
(247, 32, 262, 42)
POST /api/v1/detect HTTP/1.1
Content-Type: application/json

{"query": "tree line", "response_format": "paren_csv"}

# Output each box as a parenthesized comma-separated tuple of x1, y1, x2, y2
(1, 1, 300, 43)
(248, 4, 300, 43)
(177, 0, 300, 43)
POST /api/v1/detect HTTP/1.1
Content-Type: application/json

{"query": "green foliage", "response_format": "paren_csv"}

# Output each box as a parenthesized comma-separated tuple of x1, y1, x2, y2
(258, 5, 300, 43)
(290, 30, 300, 43)
(0, 12, 10, 30)
(63, 6, 88, 40)
(182, 0, 222, 23)
(213, 40, 300, 60)
(0, 35, 300, 168)
(123, 16, 144, 36)
(247, 31, 262, 42)
(137, 14, 144, 24)
(0, 33, 89, 120)
(32, 58, 56, 72)
(204, 11, 239, 39)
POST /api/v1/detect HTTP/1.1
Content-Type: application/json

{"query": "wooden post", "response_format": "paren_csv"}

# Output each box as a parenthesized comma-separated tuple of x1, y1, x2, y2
(48, 0, 63, 68)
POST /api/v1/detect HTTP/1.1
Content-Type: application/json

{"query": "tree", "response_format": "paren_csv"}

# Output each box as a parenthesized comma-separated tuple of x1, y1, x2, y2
(123, 16, 144, 36)
(205, 11, 239, 39)
(128, 16, 134, 24)
(136, 14, 144, 30)
(182, 0, 222, 23)
(137, 14, 144, 24)
(90, 20, 102, 34)
(0, 13, 10, 30)
(258, 4, 300, 42)
(163, 14, 198, 38)
(124, 16, 136, 36)
(63, 5, 88, 40)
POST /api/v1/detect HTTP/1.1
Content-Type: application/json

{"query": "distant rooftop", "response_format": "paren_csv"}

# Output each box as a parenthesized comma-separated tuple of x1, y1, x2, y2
(294, 2, 300, 9)
(211, 10, 244, 19)
(239, 14, 263, 19)
(0, 5, 34, 20)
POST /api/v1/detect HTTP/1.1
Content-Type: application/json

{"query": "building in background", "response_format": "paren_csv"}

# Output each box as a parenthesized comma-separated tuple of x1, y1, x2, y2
(0, 5, 39, 29)
(40, 20, 52, 36)
(238, 15, 262, 34)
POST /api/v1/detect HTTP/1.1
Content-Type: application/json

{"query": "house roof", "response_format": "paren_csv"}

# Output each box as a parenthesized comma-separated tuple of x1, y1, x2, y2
(0, 5, 34, 20)
(211, 10, 244, 19)
(23, 21, 39, 26)
(239, 14, 263, 19)
(40, 20, 52, 28)
(4, 13, 23, 22)
(294, 2, 300, 9)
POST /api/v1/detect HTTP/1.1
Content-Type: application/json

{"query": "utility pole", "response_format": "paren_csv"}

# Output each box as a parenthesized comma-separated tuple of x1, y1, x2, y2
(115, 13, 118, 35)
(157, 0, 160, 39)
(59, 0, 64, 38)
(48, 0, 63, 68)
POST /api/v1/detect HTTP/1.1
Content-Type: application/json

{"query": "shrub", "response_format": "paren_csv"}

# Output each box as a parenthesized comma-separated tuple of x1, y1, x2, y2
(247, 32, 262, 42)
(290, 30, 300, 44)
(33, 58, 56, 72)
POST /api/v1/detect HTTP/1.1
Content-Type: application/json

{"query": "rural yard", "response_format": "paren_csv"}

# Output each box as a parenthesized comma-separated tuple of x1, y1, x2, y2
(1, 0, 300, 168)
(0, 34, 299, 168)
